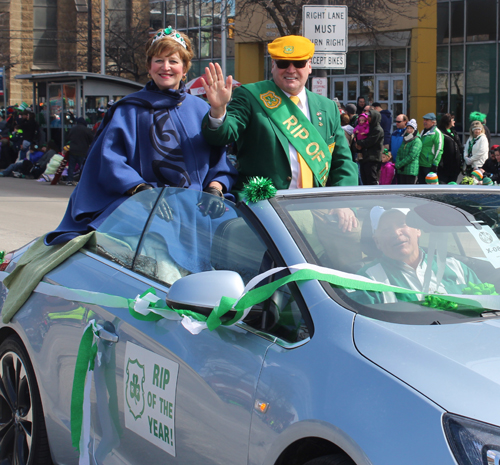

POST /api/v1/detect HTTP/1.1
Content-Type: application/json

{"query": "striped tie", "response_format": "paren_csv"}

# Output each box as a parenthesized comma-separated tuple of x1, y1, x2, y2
(289, 96, 313, 188)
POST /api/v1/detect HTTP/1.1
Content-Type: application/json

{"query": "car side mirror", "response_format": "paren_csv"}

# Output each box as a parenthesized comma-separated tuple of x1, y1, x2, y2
(165, 270, 245, 317)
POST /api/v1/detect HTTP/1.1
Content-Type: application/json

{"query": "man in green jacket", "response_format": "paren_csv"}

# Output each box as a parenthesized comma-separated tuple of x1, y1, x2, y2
(355, 208, 481, 304)
(201, 35, 358, 201)
(418, 112, 444, 184)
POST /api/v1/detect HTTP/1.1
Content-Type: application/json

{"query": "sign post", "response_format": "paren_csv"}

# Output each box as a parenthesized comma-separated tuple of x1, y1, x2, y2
(302, 5, 348, 69)
(0, 67, 4, 108)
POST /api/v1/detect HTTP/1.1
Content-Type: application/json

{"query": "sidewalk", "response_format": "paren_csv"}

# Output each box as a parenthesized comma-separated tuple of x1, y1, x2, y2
(0, 177, 75, 252)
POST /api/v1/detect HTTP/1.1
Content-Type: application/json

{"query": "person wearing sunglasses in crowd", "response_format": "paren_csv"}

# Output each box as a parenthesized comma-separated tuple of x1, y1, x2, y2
(389, 114, 408, 165)
(200, 35, 358, 210)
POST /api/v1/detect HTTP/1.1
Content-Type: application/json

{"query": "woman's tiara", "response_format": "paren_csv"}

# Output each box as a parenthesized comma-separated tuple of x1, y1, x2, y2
(151, 27, 187, 49)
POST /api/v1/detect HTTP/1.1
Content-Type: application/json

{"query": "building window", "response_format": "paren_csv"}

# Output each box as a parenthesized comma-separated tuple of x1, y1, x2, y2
(436, 0, 499, 135)
(360, 50, 374, 74)
(33, 0, 57, 66)
(450, 1, 464, 43)
(450, 45, 463, 72)
(391, 49, 406, 73)
(437, 46, 448, 72)
(466, 0, 496, 42)
(150, 0, 235, 81)
(150, 2, 164, 30)
(466, 44, 496, 129)
(437, 2, 449, 44)
(346, 51, 359, 74)
(108, 0, 130, 34)
(376, 50, 390, 74)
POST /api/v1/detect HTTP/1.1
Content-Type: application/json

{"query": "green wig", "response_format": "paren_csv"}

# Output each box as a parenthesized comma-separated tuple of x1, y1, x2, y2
(469, 111, 487, 123)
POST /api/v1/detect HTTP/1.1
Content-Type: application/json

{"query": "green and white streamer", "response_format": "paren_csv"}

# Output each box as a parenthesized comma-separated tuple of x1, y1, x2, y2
(71, 319, 97, 461)
(3, 262, 500, 459)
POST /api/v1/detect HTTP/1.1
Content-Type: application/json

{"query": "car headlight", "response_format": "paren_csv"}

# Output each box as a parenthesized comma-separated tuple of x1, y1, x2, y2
(444, 413, 500, 464)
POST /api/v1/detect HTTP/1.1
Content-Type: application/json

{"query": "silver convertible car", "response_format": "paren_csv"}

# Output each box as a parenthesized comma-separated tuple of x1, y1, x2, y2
(1, 185, 500, 465)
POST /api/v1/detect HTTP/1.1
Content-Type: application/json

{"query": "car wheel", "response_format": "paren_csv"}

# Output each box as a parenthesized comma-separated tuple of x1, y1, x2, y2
(304, 453, 355, 465)
(0, 336, 51, 465)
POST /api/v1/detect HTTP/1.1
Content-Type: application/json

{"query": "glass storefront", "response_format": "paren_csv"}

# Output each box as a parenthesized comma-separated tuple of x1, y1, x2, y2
(328, 48, 409, 123)
(437, 0, 499, 136)
(149, 0, 235, 81)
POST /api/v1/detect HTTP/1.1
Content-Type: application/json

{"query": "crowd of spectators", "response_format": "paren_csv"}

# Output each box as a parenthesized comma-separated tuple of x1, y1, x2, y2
(0, 104, 95, 185)
(338, 97, 499, 186)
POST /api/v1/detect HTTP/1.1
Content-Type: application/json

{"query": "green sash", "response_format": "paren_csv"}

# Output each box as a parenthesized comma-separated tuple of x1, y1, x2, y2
(245, 81, 333, 186)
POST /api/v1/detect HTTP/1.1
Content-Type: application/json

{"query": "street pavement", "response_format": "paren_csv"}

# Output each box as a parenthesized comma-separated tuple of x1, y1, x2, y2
(0, 177, 75, 252)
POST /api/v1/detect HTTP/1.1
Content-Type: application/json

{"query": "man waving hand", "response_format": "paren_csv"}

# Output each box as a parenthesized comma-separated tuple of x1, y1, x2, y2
(201, 35, 358, 200)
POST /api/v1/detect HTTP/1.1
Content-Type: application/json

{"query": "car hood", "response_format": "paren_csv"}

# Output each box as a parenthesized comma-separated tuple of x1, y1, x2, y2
(354, 315, 500, 426)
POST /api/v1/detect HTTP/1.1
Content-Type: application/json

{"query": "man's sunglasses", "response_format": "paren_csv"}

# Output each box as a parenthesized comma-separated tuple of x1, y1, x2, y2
(275, 60, 308, 69)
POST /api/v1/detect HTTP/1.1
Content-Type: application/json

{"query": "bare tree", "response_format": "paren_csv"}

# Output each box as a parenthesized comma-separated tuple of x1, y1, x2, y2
(60, 1, 152, 82)
(104, 2, 152, 82)
(234, 0, 419, 42)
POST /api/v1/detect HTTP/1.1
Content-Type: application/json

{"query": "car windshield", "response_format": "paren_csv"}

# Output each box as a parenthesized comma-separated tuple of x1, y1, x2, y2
(277, 190, 500, 325)
(87, 187, 269, 287)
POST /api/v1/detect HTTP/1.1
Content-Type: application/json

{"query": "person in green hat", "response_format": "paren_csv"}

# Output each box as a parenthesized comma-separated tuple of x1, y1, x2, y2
(470, 111, 491, 145)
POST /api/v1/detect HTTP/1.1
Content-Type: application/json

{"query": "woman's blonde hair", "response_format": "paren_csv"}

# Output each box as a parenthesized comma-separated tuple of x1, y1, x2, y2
(470, 120, 484, 135)
(146, 29, 194, 73)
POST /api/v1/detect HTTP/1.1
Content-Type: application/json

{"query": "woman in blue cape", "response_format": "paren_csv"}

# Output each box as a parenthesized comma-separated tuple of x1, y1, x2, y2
(46, 27, 237, 247)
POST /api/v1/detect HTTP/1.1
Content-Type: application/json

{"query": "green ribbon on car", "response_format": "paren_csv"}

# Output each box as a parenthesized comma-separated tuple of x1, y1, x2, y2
(71, 319, 98, 453)
(11, 263, 499, 457)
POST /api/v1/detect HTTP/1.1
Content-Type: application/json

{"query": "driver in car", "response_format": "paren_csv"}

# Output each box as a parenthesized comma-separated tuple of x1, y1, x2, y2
(355, 208, 482, 304)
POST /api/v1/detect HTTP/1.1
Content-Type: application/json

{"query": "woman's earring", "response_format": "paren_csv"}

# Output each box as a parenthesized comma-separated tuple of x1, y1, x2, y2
(182, 74, 187, 81)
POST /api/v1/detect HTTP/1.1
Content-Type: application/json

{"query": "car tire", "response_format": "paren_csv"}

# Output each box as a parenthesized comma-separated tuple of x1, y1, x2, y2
(304, 453, 355, 465)
(0, 336, 51, 465)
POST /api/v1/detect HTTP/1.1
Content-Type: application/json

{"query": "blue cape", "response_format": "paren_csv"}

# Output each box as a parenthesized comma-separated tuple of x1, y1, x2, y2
(46, 82, 237, 245)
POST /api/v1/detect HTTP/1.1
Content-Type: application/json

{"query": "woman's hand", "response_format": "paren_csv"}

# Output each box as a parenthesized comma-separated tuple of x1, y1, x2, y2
(201, 63, 233, 119)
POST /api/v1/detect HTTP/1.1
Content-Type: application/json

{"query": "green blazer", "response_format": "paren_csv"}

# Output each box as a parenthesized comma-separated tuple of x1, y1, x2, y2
(202, 81, 358, 196)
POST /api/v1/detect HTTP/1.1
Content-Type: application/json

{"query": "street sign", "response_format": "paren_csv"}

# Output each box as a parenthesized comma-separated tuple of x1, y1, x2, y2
(311, 77, 328, 97)
(302, 5, 348, 53)
(311, 52, 346, 69)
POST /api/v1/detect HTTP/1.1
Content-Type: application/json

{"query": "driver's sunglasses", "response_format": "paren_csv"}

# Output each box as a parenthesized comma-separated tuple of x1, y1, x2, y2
(275, 59, 308, 69)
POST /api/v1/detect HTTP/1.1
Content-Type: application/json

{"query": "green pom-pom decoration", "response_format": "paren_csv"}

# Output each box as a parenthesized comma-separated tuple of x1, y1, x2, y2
(242, 177, 277, 203)
(462, 282, 498, 296)
(461, 176, 474, 185)
(469, 111, 487, 123)
(423, 295, 458, 311)
(0, 251, 4, 265)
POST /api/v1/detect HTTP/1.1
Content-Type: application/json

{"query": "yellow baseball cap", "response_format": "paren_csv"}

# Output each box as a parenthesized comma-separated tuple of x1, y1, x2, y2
(268, 35, 315, 60)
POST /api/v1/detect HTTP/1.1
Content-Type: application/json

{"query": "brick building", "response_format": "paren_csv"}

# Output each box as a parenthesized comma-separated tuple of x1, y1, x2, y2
(1, 0, 499, 139)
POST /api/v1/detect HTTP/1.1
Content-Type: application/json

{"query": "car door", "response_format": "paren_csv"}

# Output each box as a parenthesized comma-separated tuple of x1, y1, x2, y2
(77, 188, 275, 464)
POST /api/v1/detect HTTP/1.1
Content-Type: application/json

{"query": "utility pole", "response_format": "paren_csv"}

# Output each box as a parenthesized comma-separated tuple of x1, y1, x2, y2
(101, 0, 106, 75)
(316, 0, 327, 80)
(87, 0, 92, 72)
(221, 0, 227, 77)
